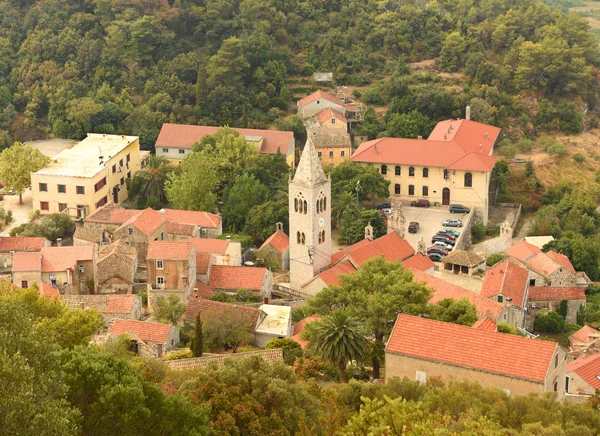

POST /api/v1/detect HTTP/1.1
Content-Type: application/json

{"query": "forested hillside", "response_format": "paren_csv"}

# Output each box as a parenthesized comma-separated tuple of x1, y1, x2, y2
(0, 0, 597, 149)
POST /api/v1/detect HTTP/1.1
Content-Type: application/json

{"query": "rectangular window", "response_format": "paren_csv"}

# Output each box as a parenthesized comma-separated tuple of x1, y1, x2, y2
(39, 183, 47, 192)
(40, 201, 49, 211)
(112, 164, 116, 174)
(96, 196, 107, 208)
(416, 371, 426, 384)
(329, 151, 334, 157)
(341, 150, 345, 157)
(156, 260, 163, 269)
(179, 149, 185, 154)
(422, 186, 428, 196)
(95, 177, 107, 192)
(318, 152, 322, 158)
(127, 172, 131, 179)
(126, 153, 130, 163)
(408, 185, 414, 196)
(157, 277, 165, 285)
(565, 376, 570, 393)
(57, 184, 66, 193)
(331, 118, 336, 125)
(394, 184, 401, 195)
(76, 186, 85, 195)
(128, 227, 133, 235)
(58, 203, 67, 212)
(119, 159, 123, 167)
(160, 232, 164, 241)
(21, 281, 28, 288)
(77, 205, 85, 218)
(120, 177, 124, 186)
(162, 148, 169, 153)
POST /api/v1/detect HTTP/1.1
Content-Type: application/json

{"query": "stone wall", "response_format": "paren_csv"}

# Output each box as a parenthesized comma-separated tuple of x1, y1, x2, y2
(97, 250, 137, 294)
(455, 210, 475, 250)
(13, 271, 43, 288)
(164, 348, 284, 371)
(528, 299, 585, 325)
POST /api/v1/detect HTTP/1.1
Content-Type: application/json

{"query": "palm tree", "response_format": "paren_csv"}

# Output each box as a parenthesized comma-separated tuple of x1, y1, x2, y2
(135, 155, 173, 204)
(331, 191, 360, 228)
(311, 309, 366, 383)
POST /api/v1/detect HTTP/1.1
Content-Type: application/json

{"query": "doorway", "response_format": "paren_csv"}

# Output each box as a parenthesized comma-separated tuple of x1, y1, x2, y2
(442, 188, 450, 205)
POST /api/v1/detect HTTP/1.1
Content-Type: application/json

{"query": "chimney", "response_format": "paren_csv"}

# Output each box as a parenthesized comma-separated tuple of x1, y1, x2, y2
(465, 105, 471, 121)
(56, 238, 63, 247)
(226, 235, 231, 240)
(193, 288, 198, 299)
(444, 133, 447, 140)
(417, 135, 423, 140)
(263, 296, 269, 304)
(373, 145, 378, 155)
(479, 144, 483, 153)
(485, 132, 489, 140)
(159, 208, 165, 215)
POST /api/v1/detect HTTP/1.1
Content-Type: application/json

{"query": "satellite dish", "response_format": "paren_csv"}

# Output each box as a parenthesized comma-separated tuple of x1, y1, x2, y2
(244, 261, 255, 266)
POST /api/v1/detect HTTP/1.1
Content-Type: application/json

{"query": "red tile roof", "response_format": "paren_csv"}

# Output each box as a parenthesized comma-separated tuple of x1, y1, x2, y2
(290, 315, 320, 349)
(163, 209, 221, 228)
(196, 252, 212, 274)
(316, 108, 347, 124)
(527, 253, 562, 276)
(193, 282, 216, 299)
(40, 246, 94, 272)
(402, 254, 435, 272)
(189, 238, 229, 255)
(0, 237, 46, 252)
(85, 202, 141, 224)
(481, 260, 529, 308)
(331, 239, 371, 264)
(123, 208, 167, 236)
(505, 240, 542, 262)
(333, 232, 414, 266)
(155, 124, 294, 155)
(428, 119, 501, 154)
(38, 282, 59, 299)
(529, 286, 585, 302)
(567, 353, 600, 390)
(297, 90, 343, 107)
(109, 319, 174, 343)
(209, 265, 267, 290)
(387, 314, 559, 383)
(167, 222, 196, 236)
(472, 317, 497, 332)
(547, 251, 576, 273)
(319, 261, 357, 286)
(12, 252, 42, 271)
(569, 325, 600, 347)
(259, 231, 289, 254)
(105, 295, 137, 314)
(411, 269, 504, 319)
(147, 241, 192, 260)
(184, 296, 262, 329)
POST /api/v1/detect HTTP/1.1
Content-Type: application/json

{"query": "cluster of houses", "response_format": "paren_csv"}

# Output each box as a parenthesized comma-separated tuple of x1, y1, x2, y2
(8, 88, 599, 403)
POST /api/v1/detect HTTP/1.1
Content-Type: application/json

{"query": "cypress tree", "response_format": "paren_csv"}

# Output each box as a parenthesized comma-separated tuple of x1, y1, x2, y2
(192, 312, 203, 357)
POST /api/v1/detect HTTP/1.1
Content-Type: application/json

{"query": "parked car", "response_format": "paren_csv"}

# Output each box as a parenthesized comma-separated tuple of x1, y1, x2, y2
(408, 221, 419, 233)
(433, 241, 453, 250)
(432, 235, 455, 246)
(376, 202, 392, 210)
(410, 199, 430, 208)
(442, 218, 463, 227)
(427, 246, 448, 256)
(449, 204, 470, 214)
(428, 253, 444, 262)
(380, 208, 392, 216)
(435, 231, 456, 240)
(442, 228, 461, 237)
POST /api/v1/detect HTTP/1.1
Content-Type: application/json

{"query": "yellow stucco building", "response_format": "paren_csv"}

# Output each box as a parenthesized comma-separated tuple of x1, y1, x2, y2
(31, 134, 141, 218)
(309, 108, 353, 167)
(350, 118, 501, 224)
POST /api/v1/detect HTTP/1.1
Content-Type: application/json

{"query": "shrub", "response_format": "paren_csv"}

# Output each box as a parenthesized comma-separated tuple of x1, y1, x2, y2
(534, 311, 565, 333)
(486, 254, 505, 267)
(471, 224, 486, 243)
(548, 142, 569, 157)
(538, 135, 555, 151)
(497, 322, 523, 335)
(362, 87, 384, 105)
(498, 143, 517, 159)
(266, 338, 303, 365)
(352, 89, 362, 99)
(516, 138, 534, 152)
(163, 349, 193, 360)
(573, 153, 586, 163)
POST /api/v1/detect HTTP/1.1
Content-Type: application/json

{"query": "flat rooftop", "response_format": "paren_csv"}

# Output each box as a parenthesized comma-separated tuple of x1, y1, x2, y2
(256, 304, 291, 337)
(34, 134, 138, 178)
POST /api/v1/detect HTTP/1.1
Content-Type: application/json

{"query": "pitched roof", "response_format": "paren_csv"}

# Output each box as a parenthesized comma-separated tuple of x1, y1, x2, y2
(109, 319, 173, 343)
(85, 202, 140, 224)
(546, 251, 576, 273)
(105, 295, 138, 314)
(40, 246, 94, 273)
(184, 296, 262, 330)
(121, 208, 167, 236)
(442, 250, 485, 268)
(189, 238, 229, 255)
(331, 239, 371, 263)
(310, 129, 352, 149)
(527, 253, 563, 276)
(167, 222, 197, 236)
(528, 286, 585, 302)
(147, 241, 192, 260)
(411, 269, 504, 319)
(292, 136, 328, 185)
(196, 252, 212, 274)
(428, 119, 501, 154)
(38, 282, 59, 299)
(209, 265, 267, 290)
(297, 90, 343, 107)
(333, 232, 414, 266)
(290, 314, 320, 349)
(12, 252, 42, 271)
(155, 124, 294, 155)
(569, 325, 600, 347)
(472, 317, 497, 332)
(0, 237, 46, 252)
(63, 294, 137, 315)
(481, 260, 529, 308)
(402, 253, 435, 272)
(316, 108, 347, 124)
(259, 231, 289, 254)
(319, 260, 357, 286)
(567, 353, 600, 390)
(163, 209, 221, 228)
(193, 282, 216, 299)
(505, 240, 542, 262)
(98, 239, 136, 264)
(386, 314, 559, 383)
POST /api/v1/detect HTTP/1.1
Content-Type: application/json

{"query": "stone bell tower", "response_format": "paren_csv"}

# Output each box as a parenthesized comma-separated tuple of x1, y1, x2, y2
(289, 137, 331, 291)
(387, 198, 405, 238)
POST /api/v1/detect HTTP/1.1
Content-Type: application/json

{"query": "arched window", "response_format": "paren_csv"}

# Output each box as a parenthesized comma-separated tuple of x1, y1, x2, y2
(395, 166, 401, 176)
(297, 231, 301, 243)
(317, 192, 326, 213)
(422, 186, 428, 196)
(423, 167, 429, 178)
(323, 197, 327, 211)
(409, 167, 415, 177)
(316, 200, 320, 214)
(298, 201, 303, 213)
(321, 230, 326, 243)
(408, 185, 414, 196)
(464, 172, 472, 187)
(381, 165, 387, 175)
(394, 184, 400, 195)
(320, 198, 324, 212)
(303, 200, 307, 214)
(294, 198, 298, 212)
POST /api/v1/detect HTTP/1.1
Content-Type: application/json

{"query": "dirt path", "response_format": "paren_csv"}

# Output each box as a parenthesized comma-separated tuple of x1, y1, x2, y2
(0, 189, 33, 235)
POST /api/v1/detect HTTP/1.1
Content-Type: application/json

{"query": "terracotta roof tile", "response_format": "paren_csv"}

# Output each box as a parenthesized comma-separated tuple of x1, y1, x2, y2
(12, 252, 42, 272)
(505, 240, 542, 262)
(184, 296, 262, 330)
(109, 319, 173, 343)
(481, 260, 529, 308)
(98, 240, 136, 264)
(189, 238, 229, 255)
(196, 252, 212, 274)
(0, 237, 46, 252)
(290, 315, 320, 349)
(386, 314, 558, 382)
(472, 317, 497, 331)
(123, 208, 167, 236)
(569, 325, 600, 347)
(259, 231, 289, 254)
(193, 282, 216, 299)
(40, 246, 94, 272)
(209, 265, 267, 290)
(567, 353, 600, 390)
(105, 295, 137, 314)
(547, 251, 576, 273)
(529, 286, 585, 302)
(335, 232, 414, 266)
(147, 241, 192, 260)
(156, 124, 293, 155)
(85, 202, 141, 224)
(331, 239, 371, 263)
(528, 253, 562, 276)
(402, 253, 435, 272)
(163, 209, 221, 228)
(167, 222, 196, 236)
(412, 269, 504, 319)
(38, 282, 59, 299)
(316, 108, 347, 124)
(428, 119, 501, 154)
(442, 250, 485, 267)
(297, 90, 343, 107)
(319, 261, 356, 286)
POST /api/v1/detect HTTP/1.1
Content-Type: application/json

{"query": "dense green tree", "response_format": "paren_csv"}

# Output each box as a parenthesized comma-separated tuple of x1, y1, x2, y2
(330, 161, 390, 203)
(152, 294, 186, 325)
(223, 174, 269, 232)
(133, 155, 173, 204)
(332, 191, 360, 228)
(202, 305, 253, 352)
(191, 313, 203, 358)
(339, 208, 387, 245)
(244, 200, 288, 243)
(428, 298, 478, 326)
(265, 337, 303, 365)
(165, 153, 218, 212)
(0, 142, 50, 203)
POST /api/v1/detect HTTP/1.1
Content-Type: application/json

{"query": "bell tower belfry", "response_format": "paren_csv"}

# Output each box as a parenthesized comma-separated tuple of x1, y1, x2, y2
(289, 137, 331, 291)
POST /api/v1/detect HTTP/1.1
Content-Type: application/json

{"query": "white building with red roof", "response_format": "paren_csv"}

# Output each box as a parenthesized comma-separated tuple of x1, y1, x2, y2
(351, 118, 501, 224)
(189, 237, 242, 282)
(155, 123, 295, 168)
(297, 90, 363, 122)
(385, 314, 566, 398)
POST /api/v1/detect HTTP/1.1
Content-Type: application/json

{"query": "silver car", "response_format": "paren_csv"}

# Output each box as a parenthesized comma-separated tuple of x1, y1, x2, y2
(442, 218, 463, 227)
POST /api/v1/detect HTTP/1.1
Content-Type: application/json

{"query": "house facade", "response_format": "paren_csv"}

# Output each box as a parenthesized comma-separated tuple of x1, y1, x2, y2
(96, 240, 137, 294)
(566, 354, 600, 403)
(0, 237, 49, 273)
(257, 224, 290, 271)
(527, 287, 586, 325)
(146, 241, 196, 294)
(113, 208, 168, 263)
(31, 134, 141, 217)
(109, 319, 180, 358)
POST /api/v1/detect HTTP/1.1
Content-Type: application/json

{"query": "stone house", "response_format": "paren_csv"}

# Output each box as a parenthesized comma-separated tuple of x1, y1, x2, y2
(441, 250, 486, 276)
(113, 208, 168, 263)
(569, 325, 600, 351)
(527, 286, 586, 325)
(208, 265, 272, 298)
(161, 209, 222, 239)
(96, 240, 137, 294)
(385, 314, 566, 398)
(61, 294, 142, 321)
(109, 319, 180, 358)
(0, 237, 49, 273)
(257, 223, 290, 271)
(565, 354, 600, 403)
(146, 241, 196, 294)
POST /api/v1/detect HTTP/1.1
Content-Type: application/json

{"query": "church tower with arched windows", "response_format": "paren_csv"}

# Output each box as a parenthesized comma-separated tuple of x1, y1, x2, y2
(289, 136, 331, 291)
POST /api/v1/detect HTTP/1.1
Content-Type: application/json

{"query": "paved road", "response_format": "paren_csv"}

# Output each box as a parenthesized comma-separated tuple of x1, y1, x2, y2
(0, 189, 33, 235)
(401, 205, 466, 251)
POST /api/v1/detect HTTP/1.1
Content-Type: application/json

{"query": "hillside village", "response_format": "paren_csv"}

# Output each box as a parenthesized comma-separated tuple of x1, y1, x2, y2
(0, 88, 599, 410)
